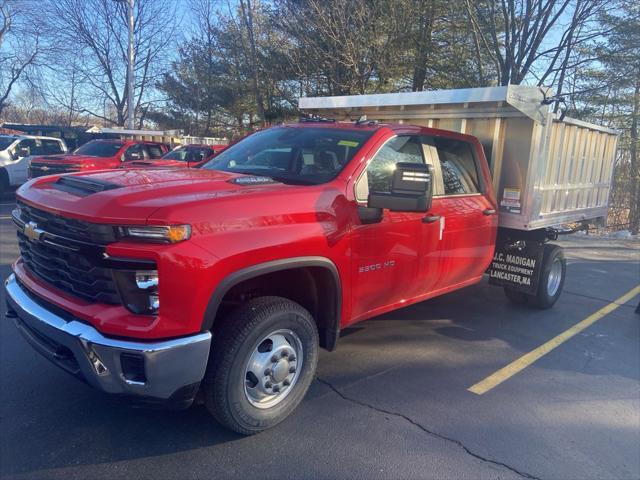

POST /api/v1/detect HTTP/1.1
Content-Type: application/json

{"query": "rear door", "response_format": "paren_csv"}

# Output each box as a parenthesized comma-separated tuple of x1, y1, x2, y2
(429, 136, 497, 289)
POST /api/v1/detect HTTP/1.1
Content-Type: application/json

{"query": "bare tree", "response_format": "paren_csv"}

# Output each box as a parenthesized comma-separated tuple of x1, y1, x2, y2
(464, 0, 608, 86)
(0, 0, 42, 117)
(43, 0, 178, 126)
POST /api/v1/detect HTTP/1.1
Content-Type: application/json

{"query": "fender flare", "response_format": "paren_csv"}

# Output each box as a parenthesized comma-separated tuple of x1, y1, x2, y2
(202, 256, 342, 350)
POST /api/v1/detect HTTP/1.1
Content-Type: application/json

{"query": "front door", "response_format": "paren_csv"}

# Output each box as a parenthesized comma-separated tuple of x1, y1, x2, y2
(350, 135, 443, 322)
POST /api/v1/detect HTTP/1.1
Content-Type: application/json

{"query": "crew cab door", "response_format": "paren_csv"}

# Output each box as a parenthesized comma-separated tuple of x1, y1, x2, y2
(6, 139, 37, 186)
(349, 135, 443, 322)
(428, 136, 497, 288)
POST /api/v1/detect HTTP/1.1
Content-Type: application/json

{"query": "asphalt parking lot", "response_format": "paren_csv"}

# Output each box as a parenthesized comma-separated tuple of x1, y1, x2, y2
(1, 190, 639, 480)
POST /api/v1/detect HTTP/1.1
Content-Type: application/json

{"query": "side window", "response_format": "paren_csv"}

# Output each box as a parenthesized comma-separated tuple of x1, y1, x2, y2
(42, 140, 64, 154)
(355, 136, 424, 202)
(146, 144, 164, 158)
(434, 138, 481, 195)
(124, 144, 144, 161)
(15, 139, 37, 157)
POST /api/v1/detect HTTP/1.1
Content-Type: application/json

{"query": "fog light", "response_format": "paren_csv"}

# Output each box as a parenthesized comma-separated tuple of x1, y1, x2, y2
(113, 269, 160, 315)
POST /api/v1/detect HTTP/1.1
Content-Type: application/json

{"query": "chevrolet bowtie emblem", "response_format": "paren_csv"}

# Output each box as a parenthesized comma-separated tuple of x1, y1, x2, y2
(23, 221, 43, 242)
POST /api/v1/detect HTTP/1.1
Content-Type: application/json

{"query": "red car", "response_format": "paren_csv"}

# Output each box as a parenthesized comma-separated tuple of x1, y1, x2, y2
(28, 139, 169, 178)
(126, 144, 227, 169)
(6, 121, 564, 434)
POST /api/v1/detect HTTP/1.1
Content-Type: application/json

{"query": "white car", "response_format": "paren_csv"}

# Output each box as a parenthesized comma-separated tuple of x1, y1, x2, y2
(0, 135, 68, 194)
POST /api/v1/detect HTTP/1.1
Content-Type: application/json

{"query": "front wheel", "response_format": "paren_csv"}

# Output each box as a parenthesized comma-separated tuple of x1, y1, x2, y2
(203, 296, 319, 435)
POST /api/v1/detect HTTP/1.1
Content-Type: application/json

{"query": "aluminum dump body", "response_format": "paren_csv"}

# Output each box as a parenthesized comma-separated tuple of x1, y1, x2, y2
(299, 85, 619, 230)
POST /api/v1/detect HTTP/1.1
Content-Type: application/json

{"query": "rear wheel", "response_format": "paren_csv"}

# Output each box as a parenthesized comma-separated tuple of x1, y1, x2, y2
(203, 296, 319, 435)
(530, 244, 565, 309)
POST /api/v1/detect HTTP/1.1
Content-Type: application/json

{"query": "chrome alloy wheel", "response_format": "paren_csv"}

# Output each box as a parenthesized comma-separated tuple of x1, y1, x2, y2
(547, 257, 563, 297)
(244, 329, 303, 409)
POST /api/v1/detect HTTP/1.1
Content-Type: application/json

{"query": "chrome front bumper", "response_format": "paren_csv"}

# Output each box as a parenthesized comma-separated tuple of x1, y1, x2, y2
(4, 274, 211, 402)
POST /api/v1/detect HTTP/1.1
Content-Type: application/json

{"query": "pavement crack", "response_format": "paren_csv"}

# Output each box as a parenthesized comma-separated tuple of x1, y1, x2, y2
(316, 376, 542, 480)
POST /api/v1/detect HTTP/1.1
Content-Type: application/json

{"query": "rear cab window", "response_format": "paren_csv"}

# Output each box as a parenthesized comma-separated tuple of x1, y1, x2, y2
(41, 139, 64, 154)
(423, 136, 483, 196)
(145, 144, 165, 159)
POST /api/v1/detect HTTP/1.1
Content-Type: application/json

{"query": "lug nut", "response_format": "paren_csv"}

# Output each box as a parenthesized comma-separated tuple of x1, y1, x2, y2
(272, 385, 280, 393)
(265, 381, 272, 389)
(288, 355, 296, 362)
(289, 366, 296, 374)
(271, 355, 279, 362)
(283, 379, 290, 386)
(281, 351, 289, 358)
(264, 368, 271, 376)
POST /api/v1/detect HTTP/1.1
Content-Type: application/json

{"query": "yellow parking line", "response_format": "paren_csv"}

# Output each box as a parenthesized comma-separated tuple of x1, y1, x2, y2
(468, 284, 640, 395)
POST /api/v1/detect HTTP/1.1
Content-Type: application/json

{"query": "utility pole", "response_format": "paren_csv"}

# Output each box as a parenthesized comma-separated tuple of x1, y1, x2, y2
(126, 0, 135, 130)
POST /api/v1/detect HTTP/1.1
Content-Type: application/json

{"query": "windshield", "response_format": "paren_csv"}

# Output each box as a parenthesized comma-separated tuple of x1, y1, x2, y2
(164, 146, 213, 162)
(0, 137, 16, 150)
(74, 141, 123, 158)
(202, 126, 374, 185)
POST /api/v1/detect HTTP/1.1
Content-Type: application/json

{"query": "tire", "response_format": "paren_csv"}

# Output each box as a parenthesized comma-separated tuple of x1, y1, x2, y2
(504, 287, 529, 305)
(203, 296, 319, 435)
(530, 244, 565, 309)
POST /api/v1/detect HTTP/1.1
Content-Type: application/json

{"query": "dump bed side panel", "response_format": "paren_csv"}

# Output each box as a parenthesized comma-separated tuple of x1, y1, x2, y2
(530, 118, 618, 228)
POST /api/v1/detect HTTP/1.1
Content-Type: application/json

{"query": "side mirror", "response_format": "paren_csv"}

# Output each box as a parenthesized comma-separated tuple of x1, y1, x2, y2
(368, 162, 433, 212)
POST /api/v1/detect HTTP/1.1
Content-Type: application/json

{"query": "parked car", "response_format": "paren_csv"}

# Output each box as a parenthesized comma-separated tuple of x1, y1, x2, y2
(0, 135, 67, 193)
(5, 86, 618, 436)
(28, 139, 169, 178)
(126, 143, 227, 169)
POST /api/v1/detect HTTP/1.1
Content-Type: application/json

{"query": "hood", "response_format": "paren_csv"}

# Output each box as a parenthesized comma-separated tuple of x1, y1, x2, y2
(17, 168, 298, 224)
(126, 159, 190, 168)
(30, 153, 114, 165)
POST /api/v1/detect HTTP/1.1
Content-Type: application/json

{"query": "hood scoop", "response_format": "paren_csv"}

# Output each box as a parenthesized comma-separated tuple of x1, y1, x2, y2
(53, 176, 122, 197)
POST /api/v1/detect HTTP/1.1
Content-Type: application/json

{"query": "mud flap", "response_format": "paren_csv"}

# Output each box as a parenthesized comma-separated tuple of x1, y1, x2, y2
(487, 228, 547, 294)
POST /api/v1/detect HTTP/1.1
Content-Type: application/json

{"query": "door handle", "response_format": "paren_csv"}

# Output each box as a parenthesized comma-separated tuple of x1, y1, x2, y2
(422, 214, 441, 223)
(482, 208, 496, 216)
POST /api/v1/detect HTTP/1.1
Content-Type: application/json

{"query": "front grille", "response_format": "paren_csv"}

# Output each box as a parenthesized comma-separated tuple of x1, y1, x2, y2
(17, 201, 117, 244)
(17, 231, 120, 304)
(15, 202, 120, 304)
(30, 162, 80, 178)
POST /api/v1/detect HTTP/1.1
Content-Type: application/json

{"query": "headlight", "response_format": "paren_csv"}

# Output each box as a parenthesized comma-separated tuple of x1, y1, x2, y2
(117, 225, 191, 243)
(113, 269, 159, 314)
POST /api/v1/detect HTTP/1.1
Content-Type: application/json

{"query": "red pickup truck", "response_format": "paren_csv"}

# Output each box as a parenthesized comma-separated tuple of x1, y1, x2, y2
(126, 143, 227, 169)
(5, 121, 566, 434)
(28, 139, 169, 178)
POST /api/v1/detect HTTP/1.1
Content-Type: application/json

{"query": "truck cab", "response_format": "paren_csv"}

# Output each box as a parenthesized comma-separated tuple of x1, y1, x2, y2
(28, 139, 169, 178)
(5, 120, 501, 433)
(0, 135, 67, 193)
